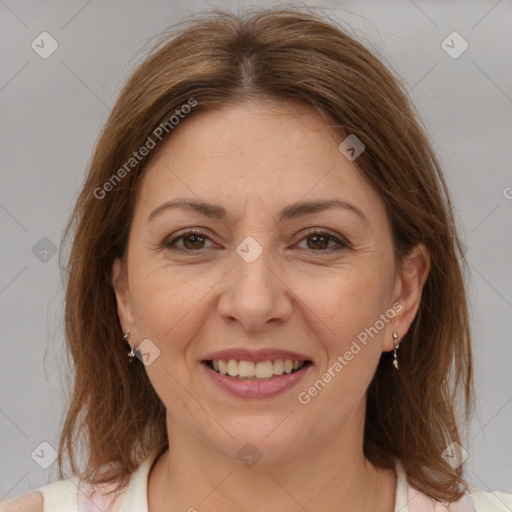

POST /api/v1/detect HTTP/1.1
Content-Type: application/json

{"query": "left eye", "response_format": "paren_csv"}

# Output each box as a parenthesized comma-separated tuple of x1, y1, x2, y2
(164, 230, 347, 253)
(296, 230, 347, 253)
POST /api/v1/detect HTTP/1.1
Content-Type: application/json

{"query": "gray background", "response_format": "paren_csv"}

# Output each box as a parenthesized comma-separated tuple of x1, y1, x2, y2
(1, 0, 511, 501)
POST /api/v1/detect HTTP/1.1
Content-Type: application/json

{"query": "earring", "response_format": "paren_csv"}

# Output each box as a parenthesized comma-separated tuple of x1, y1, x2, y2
(392, 332, 400, 370)
(123, 330, 137, 362)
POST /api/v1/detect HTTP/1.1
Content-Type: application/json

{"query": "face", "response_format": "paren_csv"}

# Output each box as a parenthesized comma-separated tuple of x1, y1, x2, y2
(112, 100, 427, 464)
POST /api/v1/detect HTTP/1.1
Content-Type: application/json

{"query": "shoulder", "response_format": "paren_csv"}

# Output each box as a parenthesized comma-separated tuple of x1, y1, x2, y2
(468, 485, 512, 511)
(0, 476, 126, 512)
(0, 491, 44, 512)
(404, 472, 512, 512)
(0, 477, 76, 512)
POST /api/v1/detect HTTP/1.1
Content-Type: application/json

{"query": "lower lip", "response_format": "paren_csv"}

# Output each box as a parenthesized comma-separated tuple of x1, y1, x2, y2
(202, 362, 311, 399)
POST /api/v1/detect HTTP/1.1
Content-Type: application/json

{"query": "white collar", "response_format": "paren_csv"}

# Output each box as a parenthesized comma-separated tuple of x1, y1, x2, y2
(118, 448, 159, 512)
(394, 459, 411, 511)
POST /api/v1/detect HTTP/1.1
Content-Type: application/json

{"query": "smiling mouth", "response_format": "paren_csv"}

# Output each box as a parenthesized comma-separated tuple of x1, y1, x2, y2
(204, 359, 312, 381)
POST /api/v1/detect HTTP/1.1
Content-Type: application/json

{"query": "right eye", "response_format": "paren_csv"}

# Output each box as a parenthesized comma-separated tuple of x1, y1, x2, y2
(163, 230, 216, 252)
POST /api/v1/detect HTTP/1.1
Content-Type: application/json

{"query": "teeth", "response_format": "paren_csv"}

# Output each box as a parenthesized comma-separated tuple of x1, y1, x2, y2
(255, 361, 274, 378)
(238, 360, 255, 377)
(218, 360, 228, 375)
(209, 358, 306, 379)
(227, 359, 239, 377)
(273, 359, 284, 375)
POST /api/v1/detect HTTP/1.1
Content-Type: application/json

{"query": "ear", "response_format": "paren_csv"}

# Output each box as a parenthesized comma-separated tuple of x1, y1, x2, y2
(111, 257, 135, 332)
(383, 243, 431, 351)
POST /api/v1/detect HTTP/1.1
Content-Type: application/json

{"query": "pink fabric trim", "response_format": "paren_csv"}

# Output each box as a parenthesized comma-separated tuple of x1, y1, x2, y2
(407, 483, 477, 512)
(76, 480, 125, 512)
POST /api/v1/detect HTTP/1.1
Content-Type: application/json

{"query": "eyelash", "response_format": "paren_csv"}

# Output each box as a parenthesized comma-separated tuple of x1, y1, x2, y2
(163, 229, 349, 256)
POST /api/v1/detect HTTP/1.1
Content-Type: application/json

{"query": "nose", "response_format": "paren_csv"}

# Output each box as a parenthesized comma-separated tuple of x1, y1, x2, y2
(217, 242, 293, 332)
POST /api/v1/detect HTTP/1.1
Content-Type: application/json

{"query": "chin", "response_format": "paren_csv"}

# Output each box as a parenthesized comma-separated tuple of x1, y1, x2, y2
(207, 420, 308, 466)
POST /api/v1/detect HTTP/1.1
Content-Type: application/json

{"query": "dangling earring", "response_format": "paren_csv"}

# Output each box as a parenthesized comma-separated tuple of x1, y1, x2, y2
(123, 330, 137, 362)
(392, 331, 400, 370)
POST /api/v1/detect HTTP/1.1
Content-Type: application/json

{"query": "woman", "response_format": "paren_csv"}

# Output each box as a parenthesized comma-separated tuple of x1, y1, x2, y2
(2, 6, 510, 512)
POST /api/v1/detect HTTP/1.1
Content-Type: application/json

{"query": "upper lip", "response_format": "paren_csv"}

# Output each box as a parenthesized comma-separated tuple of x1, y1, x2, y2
(202, 348, 312, 363)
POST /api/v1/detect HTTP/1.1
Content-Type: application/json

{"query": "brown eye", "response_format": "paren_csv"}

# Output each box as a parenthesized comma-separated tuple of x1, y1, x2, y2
(164, 230, 213, 251)
(297, 230, 348, 254)
(182, 233, 206, 250)
(306, 234, 330, 250)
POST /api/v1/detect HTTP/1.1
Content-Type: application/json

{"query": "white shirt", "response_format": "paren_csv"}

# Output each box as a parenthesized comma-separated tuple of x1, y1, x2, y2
(10, 449, 512, 511)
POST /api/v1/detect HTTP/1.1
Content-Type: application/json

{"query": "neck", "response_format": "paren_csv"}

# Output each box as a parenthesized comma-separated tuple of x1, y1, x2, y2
(148, 409, 397, 512)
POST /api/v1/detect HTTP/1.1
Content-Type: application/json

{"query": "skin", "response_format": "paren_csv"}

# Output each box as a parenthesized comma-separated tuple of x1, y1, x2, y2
(112, 100, 430, 512)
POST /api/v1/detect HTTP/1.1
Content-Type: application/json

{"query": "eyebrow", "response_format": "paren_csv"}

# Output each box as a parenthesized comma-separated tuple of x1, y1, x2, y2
(147, 198, 367, 224)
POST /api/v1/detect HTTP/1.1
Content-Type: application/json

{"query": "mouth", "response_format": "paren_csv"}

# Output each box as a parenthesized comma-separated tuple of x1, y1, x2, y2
(200, 349, 314, 398)
(203, 358, 312, 381)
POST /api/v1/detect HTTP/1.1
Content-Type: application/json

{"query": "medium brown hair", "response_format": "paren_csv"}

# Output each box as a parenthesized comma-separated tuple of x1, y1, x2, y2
(57, 5, 474, 503)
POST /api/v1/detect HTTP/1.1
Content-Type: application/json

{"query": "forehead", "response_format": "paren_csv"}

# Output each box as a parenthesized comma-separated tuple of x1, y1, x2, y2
(134, 101, 386, 226)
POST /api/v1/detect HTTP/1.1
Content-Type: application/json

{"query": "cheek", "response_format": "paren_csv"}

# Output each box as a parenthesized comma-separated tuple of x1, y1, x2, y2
(307, 263, 391, 338)
(294, 270, 390, 424)
(128, 261, 220, 356)
(301, 262, 392, 390)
